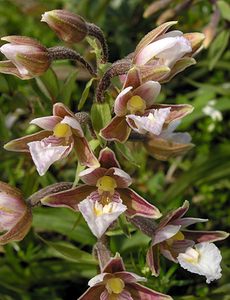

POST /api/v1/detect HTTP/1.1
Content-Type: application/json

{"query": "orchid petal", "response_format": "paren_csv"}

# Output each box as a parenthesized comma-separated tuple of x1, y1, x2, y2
(183, 230, 229, 243)
(28, 138, 70, 176)
(171, 217, 208, 227)
(78, 197, 127, 238)
(153, 225, 181, 245)
(41, 185, 95, 210)
(116, 272, 146, 283)
(146, 244, 160, 276)
(61, 116, 83, 137)
(98, 148, 121, 169)
(53, 102, 76, 118)
(118, 188, 162, 219)
(73, 136, 100, 168)
(78, 285, 105, 300)
(103, 254, 126, 273)
(107, 168, 132, 188)
(178, 242, 222, 284)
(134, 81, 161, 107)
(114, 86, 133, 116)
(79, 168, 107, 185)
(4, 130, 51, 152)
(127, 282, 172, 299)
(100, 116, 131, 143)
(123, 67, 142, 89)
(30, 116, 62, 130)
(88, 273, 107, 287)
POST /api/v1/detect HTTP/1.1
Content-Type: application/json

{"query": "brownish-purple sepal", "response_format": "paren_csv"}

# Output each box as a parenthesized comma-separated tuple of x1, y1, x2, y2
(118, 188, 162, 219)
(123, 66, 142, 89)
(78, 285, 105, 300)
(4, 130, 51, 152)
(183, 230, 229, 243)
(128, 282, 172, 299)
(147, 244, 160, 276)
(102, 253, 126, 273)
(183, 32, 205, 55)
(0, 60, 29, 79)
(41, 185, 96, 210)
(100, 116, 131, 143)
(98, 148, 121, 169)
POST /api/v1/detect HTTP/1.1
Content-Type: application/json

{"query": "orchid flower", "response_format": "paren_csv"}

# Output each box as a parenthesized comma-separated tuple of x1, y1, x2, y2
(147, 200, 229, 279)
(4, 103, 99, 176)
(101, 70, 193, 143)
(0, 36, 50, 79)
(145, 120, 194, 160)
(0, 181, 32, 244)
(40, 148, 161, 238)
(79, 254, 172, 300)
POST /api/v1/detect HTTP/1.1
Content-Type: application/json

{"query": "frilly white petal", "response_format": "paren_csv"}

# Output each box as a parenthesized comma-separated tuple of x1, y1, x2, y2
(177, 242, 222, 284)
(78, 197, 127, 238)
(126, 107, 171, 135)
(28, 140, 69, 176)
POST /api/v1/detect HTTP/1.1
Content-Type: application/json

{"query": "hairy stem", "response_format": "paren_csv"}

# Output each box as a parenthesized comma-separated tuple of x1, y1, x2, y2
(94, 236, 111, 272)
(48, 46, 96, 76)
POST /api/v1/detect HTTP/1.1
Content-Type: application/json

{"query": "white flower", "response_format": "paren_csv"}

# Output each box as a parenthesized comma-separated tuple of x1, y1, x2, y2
(78, 197, 127, 238)
(177, 242, 222, 283)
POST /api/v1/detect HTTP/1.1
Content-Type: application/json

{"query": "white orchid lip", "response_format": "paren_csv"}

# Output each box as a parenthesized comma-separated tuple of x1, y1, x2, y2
(177, 242, 222, 284)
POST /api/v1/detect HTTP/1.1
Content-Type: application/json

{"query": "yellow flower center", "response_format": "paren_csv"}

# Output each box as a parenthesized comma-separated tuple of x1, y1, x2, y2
(127, 95, 146, 114)
(96, 176, 117, 195)
(166, 231, 185, 246)
(53, 123, 72, 138)
(106, 278, 125, 295)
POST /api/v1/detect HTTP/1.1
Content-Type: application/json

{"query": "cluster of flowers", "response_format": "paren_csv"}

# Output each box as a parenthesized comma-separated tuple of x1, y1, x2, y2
(0, 10, 228, 300)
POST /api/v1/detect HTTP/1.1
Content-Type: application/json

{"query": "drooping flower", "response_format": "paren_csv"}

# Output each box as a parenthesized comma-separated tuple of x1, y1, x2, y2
(147, 200, 229, 277)
(41, 10, 88, 43)
(101, 70, 193, 143)
(41, 148, 161, 238)
(0, 36, 51, 79)
(177, 242, 222, 284)
(145, 120, 194, 160)
(79, 253, 172, 300)
(4, 103, 99, 176)
(0, 181, 32, 244)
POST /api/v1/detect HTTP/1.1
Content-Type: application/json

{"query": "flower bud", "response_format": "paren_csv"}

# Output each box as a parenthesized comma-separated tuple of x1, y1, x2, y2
(0, 181, 32, 244)
(41, 10, 88, 43)
(0, 36, 51, 79)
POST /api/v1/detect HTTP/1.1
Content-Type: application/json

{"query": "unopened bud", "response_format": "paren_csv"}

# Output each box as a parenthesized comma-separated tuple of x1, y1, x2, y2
(0, 36, 51, 79)
(41, 10, 88, 43)
(0, 181, 32, 244)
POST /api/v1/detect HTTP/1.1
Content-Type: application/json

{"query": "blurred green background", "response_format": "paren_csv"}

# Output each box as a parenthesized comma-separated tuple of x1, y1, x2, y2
(0, 0, 229, 299)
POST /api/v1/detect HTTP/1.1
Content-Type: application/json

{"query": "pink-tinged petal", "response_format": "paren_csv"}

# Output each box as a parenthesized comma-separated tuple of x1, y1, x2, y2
(150, 104, 194, 124)
(99, 290, 109, 300)
(116, 272, 146, 283)
(126, 108, 171, 135)
(53, 102, 76, 118)
(183, 33, 205, 55)
(30, 116, 62, 130)
(123, 67, 142, 89)
(117, 290, 133, 300)
(4, 130, 51, 152)
(79, 168, 107, 186)
(0, 207, 32, 245)
(61, 116, 83, 137)
(78, 285, 105, 300)
(135, 36, 191, 67)
(134, 81, 161, 108)
(147, 244, 160, 276)
(127, 282, 172, 300)
(139, 65, 171, 83)
(107, 168, 132, 188)
(102, 254, 126, 273)
(182, 230, 229, 243)
(171, 217, 208, 228)
(100, 116, 131, 143)
(27, 139, 70, 176)
(1, 35, 45, 48)
(0, 60, 30, 79)
(118, 188, 162, 219)
(135, 21, 178, 57)
(160, 245, 177, 263)
(88, 273, 107, 287)
(114, 86, 133, 116)
(153, 225, 181, 245)
(98, 148, 121, 169)
(73, 136, 100, 168)
(78, 198, 127, 238)
(41, 185, 96, 210)
(159, 200, 189, 228)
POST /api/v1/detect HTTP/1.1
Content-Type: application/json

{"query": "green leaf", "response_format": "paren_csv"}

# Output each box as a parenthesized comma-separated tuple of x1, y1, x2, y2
(115, 142, 140, 167)
(58, 70, 78, 106)
(208, 30, 230, 70)
(78, 77, 95, 110)
(118, 214, 131, 238)
(37, 236, 97, 265)
(91, 102, 111, 132)
(217, 1, 230, 21)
